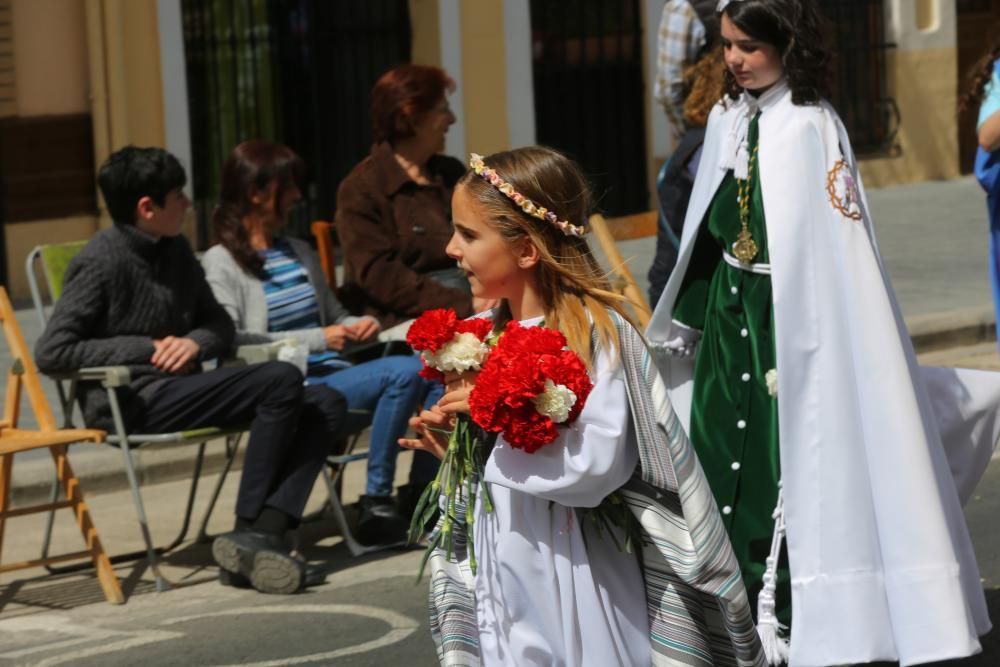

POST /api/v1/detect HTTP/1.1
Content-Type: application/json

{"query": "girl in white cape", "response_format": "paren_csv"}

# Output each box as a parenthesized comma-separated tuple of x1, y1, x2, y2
(402, 146, 767, 666)
(647, 1, 997, 665)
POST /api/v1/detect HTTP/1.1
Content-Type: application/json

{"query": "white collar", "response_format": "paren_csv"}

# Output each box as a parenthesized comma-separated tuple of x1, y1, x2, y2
(719, 79, 790, 179)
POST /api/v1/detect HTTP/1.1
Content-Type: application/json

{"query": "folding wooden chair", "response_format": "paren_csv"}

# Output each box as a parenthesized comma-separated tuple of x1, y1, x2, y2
(0, 286, 123, 604)
(26, 243, 268, 592)
(588, 211, 658, 328)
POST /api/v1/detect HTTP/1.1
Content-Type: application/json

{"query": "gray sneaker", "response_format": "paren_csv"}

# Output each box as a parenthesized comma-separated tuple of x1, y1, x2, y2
(212, 530, 305, 595)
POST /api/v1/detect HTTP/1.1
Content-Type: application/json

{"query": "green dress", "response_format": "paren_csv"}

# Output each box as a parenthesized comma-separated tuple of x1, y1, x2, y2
(672, 113, 791, 625)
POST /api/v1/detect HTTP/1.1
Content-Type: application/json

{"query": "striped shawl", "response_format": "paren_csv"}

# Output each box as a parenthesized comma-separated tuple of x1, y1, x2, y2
(427, 314, 765, 666)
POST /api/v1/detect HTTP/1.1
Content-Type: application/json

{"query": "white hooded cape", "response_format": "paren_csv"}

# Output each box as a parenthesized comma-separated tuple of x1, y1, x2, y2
(646, 83, 997, 667)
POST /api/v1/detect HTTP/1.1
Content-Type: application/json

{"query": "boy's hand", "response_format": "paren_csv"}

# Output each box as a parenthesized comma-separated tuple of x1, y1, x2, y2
(151, 336, 201, 374)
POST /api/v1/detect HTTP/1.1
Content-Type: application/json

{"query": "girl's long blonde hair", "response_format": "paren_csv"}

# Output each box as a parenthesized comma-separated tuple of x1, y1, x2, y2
(457, 146, 638, 367)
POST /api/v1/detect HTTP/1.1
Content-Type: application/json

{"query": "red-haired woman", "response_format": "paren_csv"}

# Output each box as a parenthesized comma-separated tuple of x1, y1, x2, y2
(336, 64, 489, 329)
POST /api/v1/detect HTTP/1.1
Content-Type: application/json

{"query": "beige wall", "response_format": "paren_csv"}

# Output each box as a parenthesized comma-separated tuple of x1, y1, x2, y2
(859, 48, 960, 186)
(3, 0, 178, 298)
(11, 0, 89, 117)
(410, 0, 442, 68)
(87, 0, 166, 163)
(459, 2, 509, 155)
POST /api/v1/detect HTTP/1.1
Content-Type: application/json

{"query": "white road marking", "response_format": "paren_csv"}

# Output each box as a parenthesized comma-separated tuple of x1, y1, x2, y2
(162, 603, 420, 666)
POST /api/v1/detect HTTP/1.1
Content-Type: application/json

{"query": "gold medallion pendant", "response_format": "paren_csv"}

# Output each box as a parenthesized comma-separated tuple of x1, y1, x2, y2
(732, 228, 758, 263)
(733, 143, 760, 263)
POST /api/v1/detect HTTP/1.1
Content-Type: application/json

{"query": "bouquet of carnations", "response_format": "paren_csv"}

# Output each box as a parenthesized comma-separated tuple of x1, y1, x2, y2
(470, 320, 643, 556)
(407, 310, 595, 575)
(469, 320, 593, 452)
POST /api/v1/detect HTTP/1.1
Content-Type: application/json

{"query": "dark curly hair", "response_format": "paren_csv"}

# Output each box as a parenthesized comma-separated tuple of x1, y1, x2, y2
(721, 0, 832, 106)
(958, 31, 1000, 115)
(212, 140, 304, 277)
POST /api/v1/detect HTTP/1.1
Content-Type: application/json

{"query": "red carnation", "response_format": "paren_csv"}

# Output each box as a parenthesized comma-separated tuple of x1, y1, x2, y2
(469, 321, 593, 452)
(406, 308, 459, 353)
(455, 316, 494, 341)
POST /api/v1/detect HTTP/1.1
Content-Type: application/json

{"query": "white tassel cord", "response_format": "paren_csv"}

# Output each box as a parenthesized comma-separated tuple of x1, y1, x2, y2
(757, 485, 790, 666)
(720, 102, 757, 180)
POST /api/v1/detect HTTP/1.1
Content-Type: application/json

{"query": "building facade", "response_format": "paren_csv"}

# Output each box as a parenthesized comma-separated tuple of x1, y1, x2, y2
(0, 0, 984, 299)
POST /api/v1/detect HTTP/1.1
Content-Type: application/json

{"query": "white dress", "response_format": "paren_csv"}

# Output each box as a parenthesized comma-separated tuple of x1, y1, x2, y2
(471, 318, 650, 667)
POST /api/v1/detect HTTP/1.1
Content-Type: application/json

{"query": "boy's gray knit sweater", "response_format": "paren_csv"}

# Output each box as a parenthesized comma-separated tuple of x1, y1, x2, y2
(35, 224, 235, 428)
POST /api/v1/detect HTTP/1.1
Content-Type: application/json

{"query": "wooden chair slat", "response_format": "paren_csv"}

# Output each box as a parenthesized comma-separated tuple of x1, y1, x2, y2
(0, 287, 123, 604)
(588, 213, 654, 328)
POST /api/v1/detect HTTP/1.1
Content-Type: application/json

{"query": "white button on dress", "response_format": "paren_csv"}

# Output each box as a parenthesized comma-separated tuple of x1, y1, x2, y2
(740, 328, 749, 338)
(741, 372, 751, 382)
(731, 461, 741, 471)
(722, 505, 732, 515)
(737, 420, 746, 429)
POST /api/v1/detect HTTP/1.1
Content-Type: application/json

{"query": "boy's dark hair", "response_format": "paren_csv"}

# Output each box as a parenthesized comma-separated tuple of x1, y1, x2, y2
(721, 0, 832, 106)
(97, 146, 187, 225)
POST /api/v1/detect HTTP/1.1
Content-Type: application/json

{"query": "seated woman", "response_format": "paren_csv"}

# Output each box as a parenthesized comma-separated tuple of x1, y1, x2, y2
(336, 63, 491, 328)
(203, 139, 442, 546)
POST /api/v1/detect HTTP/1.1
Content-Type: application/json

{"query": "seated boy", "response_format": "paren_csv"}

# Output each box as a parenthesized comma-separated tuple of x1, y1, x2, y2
(35, 146, 345, 594)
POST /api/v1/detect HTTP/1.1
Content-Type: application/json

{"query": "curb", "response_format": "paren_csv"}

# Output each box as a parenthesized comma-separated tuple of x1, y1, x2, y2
(909, 305, 996, 353)
(10, 440, 248, 509)
(8, 306, 996, 505)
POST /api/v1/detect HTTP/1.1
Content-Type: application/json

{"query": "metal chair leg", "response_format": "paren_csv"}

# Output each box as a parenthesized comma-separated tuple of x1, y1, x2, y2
(118, 440, 169, 592)
(195, 434, 241, 543)
(321, 464, 405, 557)
(156, 441, 207, 553)
(39, 468, 61, 563)
(107, 392, 170, 592)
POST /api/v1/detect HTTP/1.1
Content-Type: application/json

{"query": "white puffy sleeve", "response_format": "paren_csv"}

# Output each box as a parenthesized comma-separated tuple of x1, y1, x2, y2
(482, 346, 638, 508)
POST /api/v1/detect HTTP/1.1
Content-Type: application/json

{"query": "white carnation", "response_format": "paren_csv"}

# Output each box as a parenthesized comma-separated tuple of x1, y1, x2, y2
(765, 368, 778, 397)
(422, 331, 491, 373)
(532, 379, 578, 423)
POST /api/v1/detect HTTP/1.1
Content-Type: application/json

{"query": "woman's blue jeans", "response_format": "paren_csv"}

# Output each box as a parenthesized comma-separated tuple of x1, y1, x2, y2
(308, 354, 442, 497)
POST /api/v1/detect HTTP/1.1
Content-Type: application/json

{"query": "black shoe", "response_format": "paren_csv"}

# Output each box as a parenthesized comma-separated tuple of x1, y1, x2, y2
(218, 569, 253, 588)
(212, 530, 305, 594)
(219, 556, 327, 590)
(356, 495, 408, 546)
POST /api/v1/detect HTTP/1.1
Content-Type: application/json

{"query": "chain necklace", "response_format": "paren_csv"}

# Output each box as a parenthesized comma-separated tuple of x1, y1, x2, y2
(732, 144, 760, 263)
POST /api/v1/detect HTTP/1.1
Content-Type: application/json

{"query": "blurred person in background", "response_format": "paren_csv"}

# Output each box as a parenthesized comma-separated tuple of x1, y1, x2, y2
(960, 32, 1000, 353)
(204, 140, 444, 547)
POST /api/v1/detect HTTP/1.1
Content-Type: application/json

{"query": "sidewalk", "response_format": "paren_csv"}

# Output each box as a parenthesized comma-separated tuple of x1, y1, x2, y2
(3, 175, 996, 506)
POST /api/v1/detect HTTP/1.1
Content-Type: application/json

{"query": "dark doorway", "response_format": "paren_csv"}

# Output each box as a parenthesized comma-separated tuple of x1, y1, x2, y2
(181, 0, 411, 245)
(817, 0, 898, 155)
(529, 0, 648, 217)
(957, 0, 1000, 174)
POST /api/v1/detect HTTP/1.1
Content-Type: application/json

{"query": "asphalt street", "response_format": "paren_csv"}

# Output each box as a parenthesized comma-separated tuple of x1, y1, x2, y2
(0, 449, 999, 666)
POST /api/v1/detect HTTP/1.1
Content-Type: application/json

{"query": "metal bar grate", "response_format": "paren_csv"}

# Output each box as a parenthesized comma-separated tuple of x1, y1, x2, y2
(181, 0, 411, 246)
(529, 0, 649, 217)
(817, 0, 897, 155)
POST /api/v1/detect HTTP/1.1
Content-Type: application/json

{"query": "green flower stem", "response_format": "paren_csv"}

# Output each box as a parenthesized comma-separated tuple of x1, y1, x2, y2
(410, 414, 494, 580)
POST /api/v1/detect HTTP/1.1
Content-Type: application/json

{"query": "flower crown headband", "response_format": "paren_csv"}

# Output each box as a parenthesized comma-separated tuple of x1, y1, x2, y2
(469, 153, 587, 238)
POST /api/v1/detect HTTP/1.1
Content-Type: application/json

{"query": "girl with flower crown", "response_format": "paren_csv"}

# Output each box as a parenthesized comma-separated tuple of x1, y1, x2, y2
(648, 1, 999, 664)
(401, 146, 766, 666)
